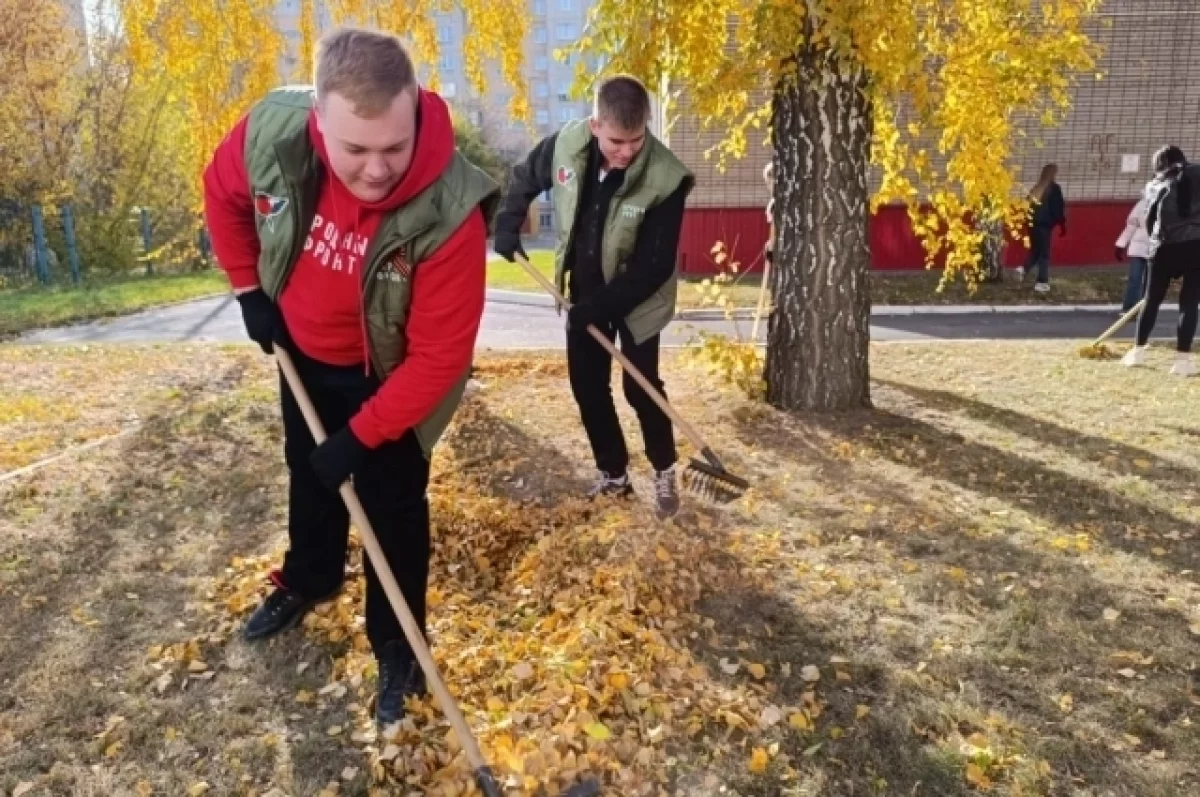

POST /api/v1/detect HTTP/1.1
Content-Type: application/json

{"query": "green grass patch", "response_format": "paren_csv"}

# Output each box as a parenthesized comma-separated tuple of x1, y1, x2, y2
(0, 270, 227, 337)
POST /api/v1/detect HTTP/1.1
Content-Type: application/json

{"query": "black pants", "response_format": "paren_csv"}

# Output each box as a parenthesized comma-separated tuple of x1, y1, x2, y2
(567, 321, 676, 475)
(1023, 226, 1052, 283)
(278, 347, 430, 657)
(1135, 240, 1200, 352)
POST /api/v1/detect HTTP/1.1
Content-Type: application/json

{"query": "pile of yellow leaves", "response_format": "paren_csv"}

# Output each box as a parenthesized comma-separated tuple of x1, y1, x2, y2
(199, 424, 819, 795)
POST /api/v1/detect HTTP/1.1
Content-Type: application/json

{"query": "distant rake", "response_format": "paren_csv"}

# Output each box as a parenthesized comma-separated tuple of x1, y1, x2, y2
(513, 254, 751, 504)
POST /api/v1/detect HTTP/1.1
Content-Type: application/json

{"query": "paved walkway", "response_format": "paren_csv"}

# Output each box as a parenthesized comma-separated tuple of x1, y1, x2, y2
(15, 291, 1176, 348)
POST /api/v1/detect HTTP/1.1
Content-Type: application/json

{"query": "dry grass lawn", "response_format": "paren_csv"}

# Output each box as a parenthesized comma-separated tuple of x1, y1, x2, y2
(1, 341, 1198, 796)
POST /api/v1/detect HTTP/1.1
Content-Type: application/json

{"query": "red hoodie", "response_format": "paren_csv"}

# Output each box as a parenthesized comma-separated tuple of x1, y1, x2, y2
(203, 90, 487, 449)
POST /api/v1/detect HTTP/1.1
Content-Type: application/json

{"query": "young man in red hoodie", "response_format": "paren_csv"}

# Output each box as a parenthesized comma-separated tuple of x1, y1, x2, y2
(203, 27, 498, 725)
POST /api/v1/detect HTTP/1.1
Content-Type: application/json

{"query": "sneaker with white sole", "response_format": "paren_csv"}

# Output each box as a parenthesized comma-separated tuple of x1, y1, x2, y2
(587, 471, 633, 500)
(652, 466, 681, 520)
(1169, 354, 1197, 377)
(1121, 346, 1148, 367)
(1033, 282, 1050, 293)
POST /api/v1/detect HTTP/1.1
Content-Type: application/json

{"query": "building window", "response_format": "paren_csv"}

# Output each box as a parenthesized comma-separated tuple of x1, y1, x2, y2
(557, 82, 572, 101)
(554, 23, 576, 41)
(439, 53, 455, 71)
(469, 111, 482, 126)
(535, 82, 549, 98)
(558, 107, 574, 122)
(438, 26, 453, 43)
(533, 0, 547, 14)
(534, 27, 547, 44)
(535, 55, 549, 71)
(539, 211, 552, 229)
(559, 0, 574, 9)
(536, 110, 550, 126)
(442, 82, 457, 98)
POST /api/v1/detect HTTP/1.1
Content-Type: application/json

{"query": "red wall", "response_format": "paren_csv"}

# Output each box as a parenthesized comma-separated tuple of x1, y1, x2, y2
(678, 202, 1134, 275)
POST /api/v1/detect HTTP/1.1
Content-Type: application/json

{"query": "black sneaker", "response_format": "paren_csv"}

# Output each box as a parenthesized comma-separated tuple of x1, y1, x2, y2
(242, 571, 339, 641)
(586, 471, 633, 500)
(375, 641, 427, 726)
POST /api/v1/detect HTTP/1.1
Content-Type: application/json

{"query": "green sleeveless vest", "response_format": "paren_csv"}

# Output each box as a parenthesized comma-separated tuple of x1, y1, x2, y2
(550, 120, 694, 343)
(244, 86, 500, 457)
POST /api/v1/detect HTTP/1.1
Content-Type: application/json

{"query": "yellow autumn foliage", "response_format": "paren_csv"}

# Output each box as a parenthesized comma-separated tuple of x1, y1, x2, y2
(571, 0, 1103, 289)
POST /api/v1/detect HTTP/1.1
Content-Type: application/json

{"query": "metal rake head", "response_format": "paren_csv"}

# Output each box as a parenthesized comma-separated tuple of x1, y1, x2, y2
(683, 456, 749, 504)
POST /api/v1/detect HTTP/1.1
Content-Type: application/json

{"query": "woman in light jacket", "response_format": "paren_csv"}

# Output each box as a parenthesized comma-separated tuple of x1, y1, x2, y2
(1114, 194, 1151, 313)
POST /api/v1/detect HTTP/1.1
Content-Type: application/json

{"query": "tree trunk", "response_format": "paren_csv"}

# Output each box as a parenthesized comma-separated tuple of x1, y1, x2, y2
(979, 215, 1006, 282)
(766, 50, 873, 411)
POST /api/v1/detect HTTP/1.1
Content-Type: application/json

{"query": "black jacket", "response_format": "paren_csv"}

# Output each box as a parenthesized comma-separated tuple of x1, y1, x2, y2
(494, 132, 688, 321)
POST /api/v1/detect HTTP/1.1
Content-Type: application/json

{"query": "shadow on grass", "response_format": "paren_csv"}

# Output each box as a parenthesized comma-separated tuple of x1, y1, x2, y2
(705, 401, 1198, 796)
(877, 378, 1200, 498)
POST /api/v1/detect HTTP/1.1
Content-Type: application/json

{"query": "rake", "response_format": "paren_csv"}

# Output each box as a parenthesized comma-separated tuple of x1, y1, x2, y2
(512, 253, 750, 503)
(275, 347, 600, 797)
(1077, 297, 1145, 359)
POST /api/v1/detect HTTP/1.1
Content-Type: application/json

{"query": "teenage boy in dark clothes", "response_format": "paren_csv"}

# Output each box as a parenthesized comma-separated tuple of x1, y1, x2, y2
(493, 75, 694, 519)
(203, 27, 498, 724)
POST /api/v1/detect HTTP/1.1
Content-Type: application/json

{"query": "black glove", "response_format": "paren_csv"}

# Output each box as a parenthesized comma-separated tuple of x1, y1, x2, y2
(1114, 246, 1125, 262)
(493, 229, 527, 263)
(235, 288, 283, 355)
(566, 300, 600, 332)
(309, 426, 371, 491)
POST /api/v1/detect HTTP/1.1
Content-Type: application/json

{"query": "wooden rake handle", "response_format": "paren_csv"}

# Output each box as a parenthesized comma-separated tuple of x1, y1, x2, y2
(511, 252, 715, 456)
(1092, 297, 1145, 347)
(273, 347, 496, 781)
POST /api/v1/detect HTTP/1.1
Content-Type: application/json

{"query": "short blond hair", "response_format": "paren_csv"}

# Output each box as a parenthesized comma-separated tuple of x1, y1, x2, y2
(315, 27, 416, 116)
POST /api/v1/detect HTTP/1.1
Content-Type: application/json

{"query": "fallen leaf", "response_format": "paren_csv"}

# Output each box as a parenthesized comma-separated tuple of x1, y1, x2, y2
(1103, 608, 1121, 622)
(718, 657, 740, 675)
(187, 784, 211, 797)
(759, 706, 783, 727)
(856, 704, 871, 720)
(187, 660, 208, 673)
(965, 763, 993, 789)
(341, 766, 358, 780)
(380, 743, 402, 762)
(746, 662, 767, 680)
(295, 689, 315, 704)
(105, 740, 124, 758)
(1134, 458, 1151, 469)
(788, 711, 812, 731)
(14, 782, 35, 797)
(800, 665, 820, 683)
(326, 725, 343, 736)
(1190, 623, 1200, 636)
(513, 662, 534, 680)
(1117, 668, 1137, 679)
(748, 746, 770, 773)
(1058, 694, 1074, 713)
(584, 722, 611, 741)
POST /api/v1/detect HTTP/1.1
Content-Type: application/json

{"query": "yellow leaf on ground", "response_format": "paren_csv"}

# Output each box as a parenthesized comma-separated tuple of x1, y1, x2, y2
(1103, 608, 1120, 622)
(746, 662, 767, 679)
(856, 704, 871, 720)
(187, 784, 211, 797)
(104, 740, 123, 758)
(1058, 694, 1074, 713)
(584, 722, 611, 741)
(748, 746, 770, 773)
(788, 711, 812, 731)
(965, 763, 993, 789)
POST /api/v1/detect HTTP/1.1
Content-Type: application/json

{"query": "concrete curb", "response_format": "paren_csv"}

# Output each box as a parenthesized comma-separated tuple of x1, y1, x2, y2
(484, 289, 1128, 319)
